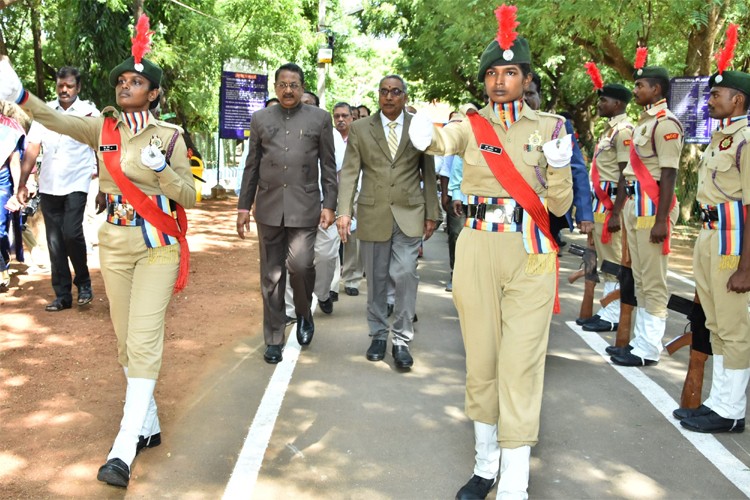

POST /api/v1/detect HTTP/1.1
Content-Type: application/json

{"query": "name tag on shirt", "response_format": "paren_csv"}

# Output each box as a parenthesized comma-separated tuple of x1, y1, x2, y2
(99, 144, 119, 152)
(479, 144, 503, 155)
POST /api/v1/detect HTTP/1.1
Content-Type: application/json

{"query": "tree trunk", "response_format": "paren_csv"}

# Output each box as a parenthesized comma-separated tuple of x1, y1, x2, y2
(29, 0, 45, 97)
(0, 27, 6, 56)
(684, 0, 730, 75)
(133, 0, 143, 22)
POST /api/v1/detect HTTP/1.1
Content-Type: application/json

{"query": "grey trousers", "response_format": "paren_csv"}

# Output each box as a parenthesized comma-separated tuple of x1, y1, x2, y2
(257, 222, 316, 345)
(360, 221, 421, 346)
(342, 231, 363, 289)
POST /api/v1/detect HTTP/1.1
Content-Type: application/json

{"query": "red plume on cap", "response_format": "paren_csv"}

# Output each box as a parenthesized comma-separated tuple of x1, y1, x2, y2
(494, 4, 519, 51)
(131, 14, 154, 66)
(715, 23, 739, 75)
(634, 47, 648, 70)
(584, 62, 603, 91)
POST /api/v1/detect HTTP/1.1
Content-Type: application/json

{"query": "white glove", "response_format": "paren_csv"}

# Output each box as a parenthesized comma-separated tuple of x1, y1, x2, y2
(542, 135, 573, 168)
(408, 112, 434, 152)
(0, 56, 25, 104)
(141, 144, 167, 171)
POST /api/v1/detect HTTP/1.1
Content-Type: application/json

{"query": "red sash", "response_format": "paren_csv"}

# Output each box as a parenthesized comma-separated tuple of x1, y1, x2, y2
(100, 117, 190, 293)
(466, 110, 560, 313)
(628, 144, 676, 255)
(590, 147, 614, 244)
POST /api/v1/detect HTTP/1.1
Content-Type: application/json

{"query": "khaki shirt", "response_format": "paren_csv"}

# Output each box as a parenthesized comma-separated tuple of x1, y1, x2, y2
(426, 104, 573, 216)
(623, 100, 683, 181)
(594, 113, 634, 182)
(697, 117, 750, 206)
(23, 94, 196, 208)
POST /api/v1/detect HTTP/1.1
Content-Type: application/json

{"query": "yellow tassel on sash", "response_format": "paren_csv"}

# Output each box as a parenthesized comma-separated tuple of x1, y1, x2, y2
(525, 252, 557, 275)
(719, 254, 741, 271)
(593, 212, 607, 223)
(148, 243, 179, 264)
(636, 215, 656, 230)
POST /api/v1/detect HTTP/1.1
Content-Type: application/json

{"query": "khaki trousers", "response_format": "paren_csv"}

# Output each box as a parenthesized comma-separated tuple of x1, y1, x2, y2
(98, 223, 178, 379)
(453, 229, 555, 447)
(622, 198, 678, 317)
(592, 218, 622, 282)
(694, 229, 750, 369)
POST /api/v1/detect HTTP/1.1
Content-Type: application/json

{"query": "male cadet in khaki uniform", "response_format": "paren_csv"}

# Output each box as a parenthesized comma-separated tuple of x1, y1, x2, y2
(409, 6, 573, 497)
(610, 50, 683, 367)
(676, 34, 750, 433)
(580, 82, 634, 332)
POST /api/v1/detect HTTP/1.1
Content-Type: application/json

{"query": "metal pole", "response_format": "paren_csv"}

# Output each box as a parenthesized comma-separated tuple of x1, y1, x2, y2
(317, 0, 326, 109)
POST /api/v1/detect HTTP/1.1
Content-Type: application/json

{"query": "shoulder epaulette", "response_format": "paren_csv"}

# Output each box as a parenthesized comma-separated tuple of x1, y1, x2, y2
(157, 120, 184, 133)
(656, 109, 667, 119)
(101, 106, 118, 118)
(537, 111, 565, 122)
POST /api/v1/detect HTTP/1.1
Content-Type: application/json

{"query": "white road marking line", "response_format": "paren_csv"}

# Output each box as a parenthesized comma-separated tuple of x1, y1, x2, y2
(668, 269, 695, 288)
(567, 321, 750, 496)
(222, 336, 302, 499)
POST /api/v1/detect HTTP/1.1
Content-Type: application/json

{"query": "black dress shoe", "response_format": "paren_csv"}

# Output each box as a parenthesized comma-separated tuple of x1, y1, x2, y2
(330, 291, 339, 302)
(318, 297, 333, 314)
(264, 345, 283, 364)
(605, 344, 633, 356)
(366, 339, 387, 361)
(97, 458, 130, 488)
(576, 314, 600, 326)
(296, 315, 314, 345)
(45, 297, 72, 312)
(673, 404, 712, 421)
(455, 474, 496, 500)
(77, 285, 93, 306)
(681, 410, 745, 433)
(413, 313, 418, 322)
(392, 345, 414, 369)
(582, 318, 618, 332)
(386, 303, 394, 317)
(136, 432, 162, 455)
(345, 286, 359, 296)
(610, 351, 657, 366)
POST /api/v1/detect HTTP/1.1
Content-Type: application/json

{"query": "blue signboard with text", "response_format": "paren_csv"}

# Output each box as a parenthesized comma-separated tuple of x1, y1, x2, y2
(219, 71, 267, 140)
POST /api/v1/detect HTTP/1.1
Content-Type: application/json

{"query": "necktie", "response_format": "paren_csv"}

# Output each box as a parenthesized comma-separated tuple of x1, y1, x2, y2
(387, 121, 399, 159)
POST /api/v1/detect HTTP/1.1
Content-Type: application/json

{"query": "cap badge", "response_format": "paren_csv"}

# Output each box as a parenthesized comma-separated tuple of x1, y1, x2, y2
(715, 74, 724, 83)
(502, 49, 514, 61)
(135, 62, 144, 72)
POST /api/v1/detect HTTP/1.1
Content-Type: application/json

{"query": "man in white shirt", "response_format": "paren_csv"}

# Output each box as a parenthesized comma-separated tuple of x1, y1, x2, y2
(17, 66, 99, 311)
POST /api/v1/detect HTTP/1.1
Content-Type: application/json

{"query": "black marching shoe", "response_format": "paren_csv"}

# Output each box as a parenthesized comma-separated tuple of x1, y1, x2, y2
(455, 474, 496, 500)
(610, 351, 657, 367)
(45, 297, 72, 312)
(318, 297, 334, 314)
(264, 345, 283, 364)
(344, 286, 359, 296)
(136, 433, 162, 455)
(576, 314, 600, 326)
(330, 291, 339, 302)
(366, 339, 387, 361)
(681, 410, 745, 433)
(386, 303, 394, 317)
(296, 315, 315, 345)
(97, 458, 130, 488)
(77, 285, 94, 306)
(392, 345, 414, 369)
(582, 318, 618, 332)
(605, 344, 633, 356)
(673, 404, 712, 421)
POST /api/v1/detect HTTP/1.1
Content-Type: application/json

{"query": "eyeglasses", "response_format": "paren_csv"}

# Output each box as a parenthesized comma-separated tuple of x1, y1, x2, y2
(379, 88, 405, 97)
(275, 82, 301, 90)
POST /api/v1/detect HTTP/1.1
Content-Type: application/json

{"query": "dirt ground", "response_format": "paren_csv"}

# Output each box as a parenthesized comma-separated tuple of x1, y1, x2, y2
(0, 197, 262, 498)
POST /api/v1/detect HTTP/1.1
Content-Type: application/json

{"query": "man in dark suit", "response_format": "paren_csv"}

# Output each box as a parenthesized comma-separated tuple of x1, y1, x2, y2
(237, 63, 337, 364)
(337, 75, 439, 369)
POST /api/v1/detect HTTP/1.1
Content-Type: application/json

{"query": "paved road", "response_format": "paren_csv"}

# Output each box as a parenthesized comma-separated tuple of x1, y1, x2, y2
(127, 229, 750, 499)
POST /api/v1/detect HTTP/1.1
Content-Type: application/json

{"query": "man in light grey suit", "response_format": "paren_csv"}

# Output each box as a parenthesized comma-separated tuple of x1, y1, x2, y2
(337, 75, 439, 369)
(237, 63, 337, 364)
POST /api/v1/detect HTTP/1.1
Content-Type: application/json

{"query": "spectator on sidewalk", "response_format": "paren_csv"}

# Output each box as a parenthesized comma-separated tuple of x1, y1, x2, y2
(17, 66, 99, 311)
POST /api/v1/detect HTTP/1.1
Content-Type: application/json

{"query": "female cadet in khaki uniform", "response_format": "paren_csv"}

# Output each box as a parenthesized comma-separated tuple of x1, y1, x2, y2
(0, 15, 195, 488)
(408, 6, 572, 499)
(676, 25, 750, 434)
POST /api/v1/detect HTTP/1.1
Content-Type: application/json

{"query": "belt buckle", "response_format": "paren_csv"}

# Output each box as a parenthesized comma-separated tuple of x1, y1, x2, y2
(484, 204, 514, 225)
(475, 203, 487, 220)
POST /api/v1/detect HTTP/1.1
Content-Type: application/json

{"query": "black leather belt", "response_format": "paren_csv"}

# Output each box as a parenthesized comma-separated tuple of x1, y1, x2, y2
(466, 203, 524, 224)
(625, 180, 659, 197)
(700, 207, 719, 222)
